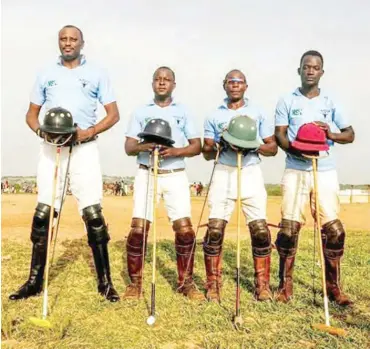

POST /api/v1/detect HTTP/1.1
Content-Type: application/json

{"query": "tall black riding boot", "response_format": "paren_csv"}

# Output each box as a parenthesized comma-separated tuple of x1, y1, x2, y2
(9, 241, 46, 300)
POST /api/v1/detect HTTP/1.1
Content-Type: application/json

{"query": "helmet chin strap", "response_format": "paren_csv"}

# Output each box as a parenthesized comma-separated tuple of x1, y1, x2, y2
(43, 133, 74, 146)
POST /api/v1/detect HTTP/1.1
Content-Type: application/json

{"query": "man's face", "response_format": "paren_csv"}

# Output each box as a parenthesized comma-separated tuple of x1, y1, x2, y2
(152, 69, 176, 98)
(58, 27, 84, 62)
(298, 55, 324, 87)
(224, 71, 247, 102)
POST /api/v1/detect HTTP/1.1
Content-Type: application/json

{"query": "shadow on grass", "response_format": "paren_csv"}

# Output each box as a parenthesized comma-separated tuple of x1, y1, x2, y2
(113, 239, 131, 286)
(49, 237, 93, 283)
(222, 243, 255, 294)
(149, 240, 205, 292)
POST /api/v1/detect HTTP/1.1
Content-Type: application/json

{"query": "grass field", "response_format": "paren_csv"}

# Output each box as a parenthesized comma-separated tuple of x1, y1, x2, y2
(2, 231, 370, 349)
(1, 195, 370, 348)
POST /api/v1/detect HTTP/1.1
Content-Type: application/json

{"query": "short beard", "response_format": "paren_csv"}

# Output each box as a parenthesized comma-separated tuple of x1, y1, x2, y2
(155, 93, 171, 101)
(228, 95, 243, 103)
(61, 53, 80, 62)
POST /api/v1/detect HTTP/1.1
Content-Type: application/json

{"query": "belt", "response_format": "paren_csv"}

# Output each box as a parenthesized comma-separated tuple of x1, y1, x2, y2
(139, 164, 185, 174)
(64, 136, 98, 147)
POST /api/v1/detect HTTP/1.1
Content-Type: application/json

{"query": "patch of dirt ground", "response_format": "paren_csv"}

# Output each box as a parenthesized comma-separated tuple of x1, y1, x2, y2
(2, 194, 369, 243)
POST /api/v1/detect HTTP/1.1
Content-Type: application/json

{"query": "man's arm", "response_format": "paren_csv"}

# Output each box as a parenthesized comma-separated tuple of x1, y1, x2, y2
(125, 137, 157, 156)
(202, 138, 218, 161)
(76, 102, 120, 142)
(275, 125, 302, 156)
(314, 122, 355, 144)
(257, 135, 278, 156)
(26, 103, 43, 134)
(159, 138, 201, 159)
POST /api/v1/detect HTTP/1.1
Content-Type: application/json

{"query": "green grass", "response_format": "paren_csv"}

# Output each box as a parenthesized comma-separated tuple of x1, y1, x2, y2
(2, 230, 370, 349)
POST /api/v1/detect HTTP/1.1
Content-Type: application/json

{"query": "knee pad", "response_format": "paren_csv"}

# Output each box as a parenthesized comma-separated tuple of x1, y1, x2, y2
(30, 203, 51, 245)
(203, 219, 227, 256)
(173, 218, 195, 256)
(322, 219, 345, 259)
(127, 218, 150, 256)
(275, 219, 301, 257)
(83, 204, 110, 246)
(248, 219, 271, 257)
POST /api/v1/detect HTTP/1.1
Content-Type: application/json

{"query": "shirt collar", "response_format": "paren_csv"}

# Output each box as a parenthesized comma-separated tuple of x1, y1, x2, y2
(220, 97, 249, 109)
(147, 98, 177, 106)
(293, 87, 327, 98)
(57, 54, 86, 66)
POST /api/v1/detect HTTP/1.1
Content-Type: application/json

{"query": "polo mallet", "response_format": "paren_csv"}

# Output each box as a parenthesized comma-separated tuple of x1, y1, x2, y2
(140, 151, 153, 295)
(177, 147, 221, 290)
(50, 143, 74, 267)
(233, 151, 243, 327)
(29, 146, 62, 329)
(310, 156, 347, 336)
(147, 146, 159, 326)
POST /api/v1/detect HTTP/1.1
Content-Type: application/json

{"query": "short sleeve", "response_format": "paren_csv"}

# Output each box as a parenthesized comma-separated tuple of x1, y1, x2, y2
(30, 74, 46, 106)
(125, 111, 142, 140)
(183, 109, 200, 139)
(274, 97, 289, 126)
(203, 116, 217, 140)
(331, 101, 351, 130)
(98, 70, 116, 105)
(258, 109, 274, 139)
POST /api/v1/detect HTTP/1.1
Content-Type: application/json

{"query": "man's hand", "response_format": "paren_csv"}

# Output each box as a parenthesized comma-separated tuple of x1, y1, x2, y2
(138, 142, 157, 153)
(313, 121, 334, 140)
(301, 150, 320, 158)
(159, 146, 181, 158)
(229, 143, 258, 156)
(35, 128, 46, 139)
(76, 126, 95, 142)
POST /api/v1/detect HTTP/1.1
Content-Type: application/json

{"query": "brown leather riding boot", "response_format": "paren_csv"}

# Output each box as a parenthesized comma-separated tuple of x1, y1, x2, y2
(204, 254, 222, 302)
(275, 256, 295, 303)
(253, 255, 272, 301)
(325, 257, 353, 306)
(321, 219, 353, 306)
(122, 218, 149, 300)
(203, 219, 226, 302)
(122, 277, 142, 299)
(173, 218, 204, 301)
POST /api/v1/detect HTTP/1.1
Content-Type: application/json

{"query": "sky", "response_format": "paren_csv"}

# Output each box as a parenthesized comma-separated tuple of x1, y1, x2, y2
(1, 0, 370, 184)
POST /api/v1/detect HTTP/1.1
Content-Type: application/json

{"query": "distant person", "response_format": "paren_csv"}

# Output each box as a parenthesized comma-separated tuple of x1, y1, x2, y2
(274, 50, 355, 305)
(196, 182, 203, 196)
(9, 25, 120, 302)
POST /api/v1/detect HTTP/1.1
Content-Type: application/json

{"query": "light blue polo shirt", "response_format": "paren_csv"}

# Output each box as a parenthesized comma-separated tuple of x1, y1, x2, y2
(275, 88, 351, 171)
(204, 98, 273, 168)
(30, 55, 116, 129)
(125, 99, 200, 170)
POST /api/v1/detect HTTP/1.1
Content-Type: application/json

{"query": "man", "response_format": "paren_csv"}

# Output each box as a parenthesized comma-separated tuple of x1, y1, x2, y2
(274, 50, 355, 305)
(9, 25, 120, 302)
(124, 66, 204, 300)
(202, 69, 277, 302)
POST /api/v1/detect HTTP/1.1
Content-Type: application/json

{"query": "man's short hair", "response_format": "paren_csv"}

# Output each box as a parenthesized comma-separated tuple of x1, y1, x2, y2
(60, 25, 84, 42)
(153, 66, 176, 81)
(223, 69, 247, 86)
(300, 50, 324, 67)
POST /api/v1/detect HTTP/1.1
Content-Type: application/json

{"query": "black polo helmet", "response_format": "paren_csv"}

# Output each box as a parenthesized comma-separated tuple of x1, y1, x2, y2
(40, 107, 77, 135)
(137, 118, 175, 146)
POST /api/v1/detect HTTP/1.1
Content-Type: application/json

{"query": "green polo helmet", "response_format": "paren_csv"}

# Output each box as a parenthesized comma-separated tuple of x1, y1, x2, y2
(222, 115, 260, 149)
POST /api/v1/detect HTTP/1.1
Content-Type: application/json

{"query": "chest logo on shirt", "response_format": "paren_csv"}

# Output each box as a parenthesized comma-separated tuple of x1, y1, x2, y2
(217, 122, 228, 131)
(144, 117, 154, 125)
(320, 109, 331, 119)
(47, 80, 57, 87)
(79, 78, 89, 88)
(291, 109, 303, 116)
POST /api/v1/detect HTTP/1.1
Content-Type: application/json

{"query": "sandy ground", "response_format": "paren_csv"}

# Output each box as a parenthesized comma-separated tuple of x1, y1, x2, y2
(2, 194, 369, 243)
